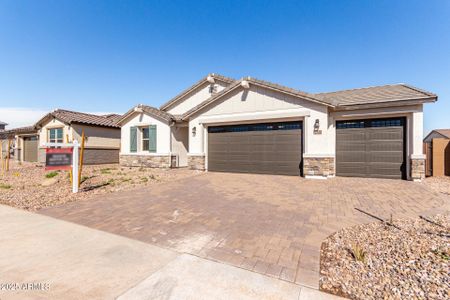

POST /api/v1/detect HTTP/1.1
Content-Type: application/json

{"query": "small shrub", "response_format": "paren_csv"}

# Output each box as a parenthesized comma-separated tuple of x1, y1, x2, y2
(140, 177, 148, 182)
(45, 171, 59, 178)
(349, 244, 366, 263)
(433, 248, 449, 261)
(0, 183, 12, 189)
(100, 168, 112, 174)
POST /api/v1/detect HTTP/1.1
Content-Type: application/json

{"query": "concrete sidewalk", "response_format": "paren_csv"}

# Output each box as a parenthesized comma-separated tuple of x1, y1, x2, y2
(0, 205, 342, 299)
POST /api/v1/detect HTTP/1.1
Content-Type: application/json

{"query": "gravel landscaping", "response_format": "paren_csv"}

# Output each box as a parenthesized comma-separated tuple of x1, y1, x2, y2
(422, 176, 450, 196)
(0, 161, 198, 210)
(320, 214, 449, 300)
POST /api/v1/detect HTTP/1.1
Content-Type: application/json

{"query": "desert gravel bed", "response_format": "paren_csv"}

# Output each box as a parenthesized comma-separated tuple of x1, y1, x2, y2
(320, 214, 450, 300)
(422, 176, 450, 196)
(0, 161, 198, 210)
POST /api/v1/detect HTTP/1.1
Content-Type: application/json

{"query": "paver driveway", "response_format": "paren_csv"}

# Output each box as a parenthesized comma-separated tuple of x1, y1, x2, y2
(40, 172, 449, 288)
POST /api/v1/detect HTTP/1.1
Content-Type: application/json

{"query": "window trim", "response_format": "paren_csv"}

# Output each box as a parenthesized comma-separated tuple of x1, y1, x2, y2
(48, 127, 64, 143)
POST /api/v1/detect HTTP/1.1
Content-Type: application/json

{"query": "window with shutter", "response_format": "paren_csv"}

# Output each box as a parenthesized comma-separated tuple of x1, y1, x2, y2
(149, 125, 157, 153)
(130, 127, 137, 152)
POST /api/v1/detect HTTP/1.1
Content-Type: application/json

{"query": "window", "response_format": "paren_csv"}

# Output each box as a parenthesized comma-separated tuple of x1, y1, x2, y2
(48, 128, 63, 143)
(336, 118, 405, 129)
(142, 127, 149, 151)
(208, 121, 302, 133)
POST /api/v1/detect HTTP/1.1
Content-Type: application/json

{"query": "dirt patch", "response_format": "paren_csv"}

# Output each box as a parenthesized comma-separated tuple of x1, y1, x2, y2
(320, 214, 449, 300)
(0, 161, 198, 211)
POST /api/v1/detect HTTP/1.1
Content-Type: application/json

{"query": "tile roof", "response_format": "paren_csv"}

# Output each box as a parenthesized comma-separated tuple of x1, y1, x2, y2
(314, 84, 437, 107)
(0, 126, 37, 139)
(433, 129, 450, 139)
(117, 104, 176, 124)
(159, 73, 235, 111)
(0, 121, 8, 126)
(35, 109, 121, 128)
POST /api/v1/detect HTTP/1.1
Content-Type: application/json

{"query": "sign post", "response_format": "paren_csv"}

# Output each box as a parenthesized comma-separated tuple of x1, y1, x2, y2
(72, 140, 79, 193)
(44, 141, 80, 193)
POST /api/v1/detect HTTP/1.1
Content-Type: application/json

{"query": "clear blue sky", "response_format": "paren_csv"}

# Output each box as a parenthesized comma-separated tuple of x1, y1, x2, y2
(0, 0, 449, 134)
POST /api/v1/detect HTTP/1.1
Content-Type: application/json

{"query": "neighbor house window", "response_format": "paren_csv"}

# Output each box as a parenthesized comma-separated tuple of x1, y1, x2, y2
(48, 128, 63, 143)
(142, 127, 150, 151)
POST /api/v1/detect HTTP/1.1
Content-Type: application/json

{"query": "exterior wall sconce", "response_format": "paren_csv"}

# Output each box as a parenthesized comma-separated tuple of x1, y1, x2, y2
(192, 126, 196, 137)
(313, 119, 322, 134)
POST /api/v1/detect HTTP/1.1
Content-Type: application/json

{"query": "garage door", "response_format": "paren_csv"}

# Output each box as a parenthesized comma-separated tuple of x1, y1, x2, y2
(208, 121, 302, 176)
(23, 136, 38, 162)
(336, 117, 406, 179)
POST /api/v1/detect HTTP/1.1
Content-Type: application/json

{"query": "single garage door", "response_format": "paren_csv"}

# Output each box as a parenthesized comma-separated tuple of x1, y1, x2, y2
(336, 117, 406, 179)
(208, 121, 302, 176)
(23, 135, 38, 162)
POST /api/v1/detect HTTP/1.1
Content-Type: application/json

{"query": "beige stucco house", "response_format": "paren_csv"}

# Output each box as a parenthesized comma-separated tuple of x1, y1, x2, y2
(118, 73, 437, 181)
(34, 109, 121, 164)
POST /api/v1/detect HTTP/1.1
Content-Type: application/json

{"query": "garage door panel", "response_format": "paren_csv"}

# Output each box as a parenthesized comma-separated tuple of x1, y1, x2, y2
(336, 118, 405, 179)
(208, 121, 302, 176)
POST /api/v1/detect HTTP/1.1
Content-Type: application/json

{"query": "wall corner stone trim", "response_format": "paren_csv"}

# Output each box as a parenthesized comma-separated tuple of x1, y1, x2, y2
(188, 154, 205, 170)
(411, 157, 425, 181)
(303, 156, 335, 177)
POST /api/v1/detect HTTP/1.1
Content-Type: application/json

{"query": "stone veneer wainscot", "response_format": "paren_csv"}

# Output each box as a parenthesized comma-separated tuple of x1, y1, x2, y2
(411, 157, 425, 181)
(188, 154, 205, 170)
(120, 154, 172, 168)
(303, 156, 335, 177)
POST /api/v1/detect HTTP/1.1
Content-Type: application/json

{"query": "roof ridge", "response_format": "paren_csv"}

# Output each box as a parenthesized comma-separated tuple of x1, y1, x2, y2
(159, 73, 235, 110)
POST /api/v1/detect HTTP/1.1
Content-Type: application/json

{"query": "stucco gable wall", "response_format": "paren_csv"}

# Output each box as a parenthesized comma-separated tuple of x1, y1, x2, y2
(166, 81, 229, 115)
(38, 118, 71, 146)
(120, 112, 171, 155)
(187, 85, 332, 155)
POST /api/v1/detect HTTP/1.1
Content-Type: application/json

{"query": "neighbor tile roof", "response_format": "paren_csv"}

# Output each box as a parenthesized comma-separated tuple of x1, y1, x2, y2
(117, 104, 176, 124)
(434, 129, 450, 139)
(314, 84, 437, 107)
(0, 126, 37, 139)
(0, 121, 8, 126)
(35, 109, 121, 128)
(159, 73, 235, 110)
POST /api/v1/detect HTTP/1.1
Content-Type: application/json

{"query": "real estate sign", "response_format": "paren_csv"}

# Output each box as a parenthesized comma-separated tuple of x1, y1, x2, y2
(45, 148, 73, 170)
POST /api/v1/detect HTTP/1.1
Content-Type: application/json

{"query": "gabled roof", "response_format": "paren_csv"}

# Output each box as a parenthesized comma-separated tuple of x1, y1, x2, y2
(117, 104, 176, 125)
(180, 77, 334, 120)
(315, 84, 437, 107)
(0, 126, 37, 139)
(0, 121, 8, 126)
(35, 109, 121, 128)
(424, 129, 450, 141)
(159, 73, 235, 111)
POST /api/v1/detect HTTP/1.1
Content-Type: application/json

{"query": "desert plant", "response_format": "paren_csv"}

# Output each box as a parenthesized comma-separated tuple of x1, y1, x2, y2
(0, 183, 12, 189)
(349, 243, 366, 263)
(100, 168, 112, 174)
(45, 171, 59, 178)
(140, 177, 148, 182)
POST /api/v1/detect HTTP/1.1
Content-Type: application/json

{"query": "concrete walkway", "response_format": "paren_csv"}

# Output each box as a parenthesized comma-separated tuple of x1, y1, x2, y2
(0, 205, 342, 300)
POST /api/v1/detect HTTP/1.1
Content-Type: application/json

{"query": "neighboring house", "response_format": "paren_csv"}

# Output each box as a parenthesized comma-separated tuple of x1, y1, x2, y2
(423, 129, 450, 176)
(0, 126, 38, 161)
(118, 73, 437, 181)
(34, 109, 121, 164)
(0, 121, 7, 131)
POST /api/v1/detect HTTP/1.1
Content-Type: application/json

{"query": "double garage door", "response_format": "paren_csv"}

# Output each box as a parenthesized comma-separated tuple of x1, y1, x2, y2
(336, 117, 406, 179)
(208, 121, 302, 176)
(207, 117, 406, 179)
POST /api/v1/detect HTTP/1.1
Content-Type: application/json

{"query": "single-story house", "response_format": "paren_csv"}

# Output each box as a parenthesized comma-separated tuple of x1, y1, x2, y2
(34, 109, 122, 164)
(118, 73, 437, 181)
(0, 126, 38, 161)
(423, 129, 450, 176)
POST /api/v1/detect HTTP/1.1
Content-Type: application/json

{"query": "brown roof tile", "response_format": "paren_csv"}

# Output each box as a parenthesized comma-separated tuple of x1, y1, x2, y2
(117, 104, 176, 124)
(315, 84, 437, 107)
(434, 129, 450, 139)
(159, 73, 235, 111)
(35, 109, 121, 128)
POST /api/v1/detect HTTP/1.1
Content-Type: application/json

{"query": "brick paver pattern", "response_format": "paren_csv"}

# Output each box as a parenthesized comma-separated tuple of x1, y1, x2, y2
(40, 172, 449, 288)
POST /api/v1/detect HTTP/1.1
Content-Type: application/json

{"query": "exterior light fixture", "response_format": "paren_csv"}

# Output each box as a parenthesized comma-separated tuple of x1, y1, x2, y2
(314, 119, 322, 134)
(192, 126, 197, 137)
